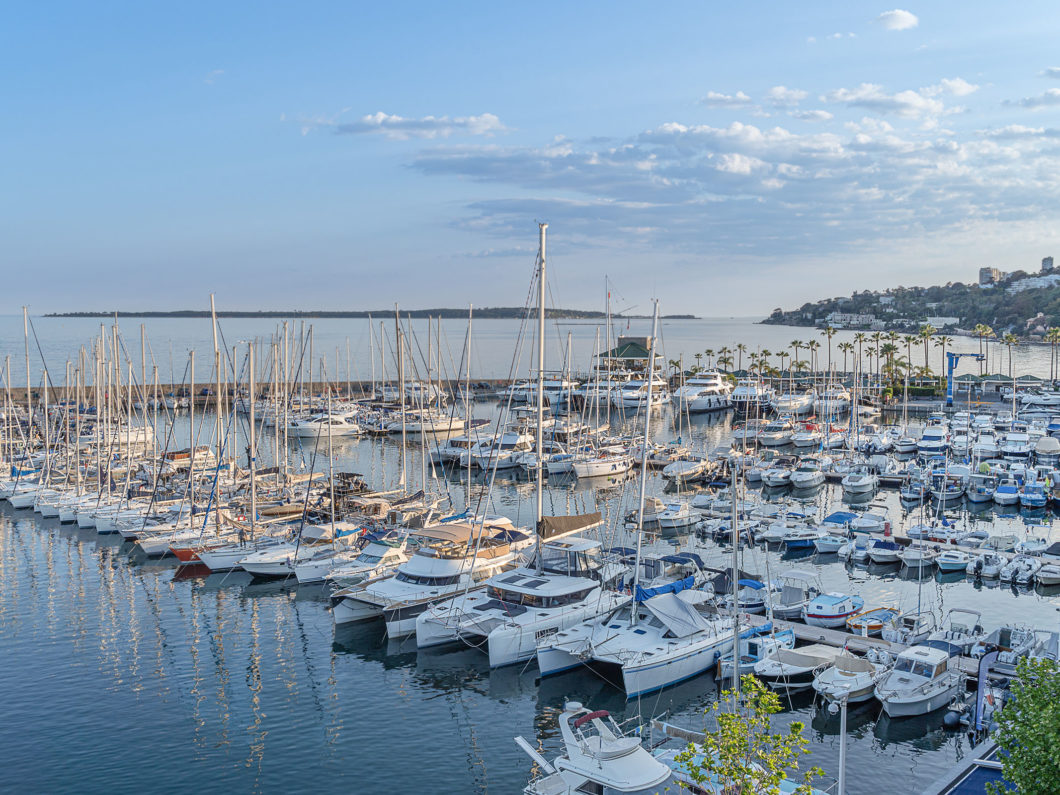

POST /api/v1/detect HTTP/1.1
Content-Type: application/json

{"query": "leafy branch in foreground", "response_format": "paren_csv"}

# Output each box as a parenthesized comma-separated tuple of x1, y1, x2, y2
(672, 675, 822, 794)
(988, 656, 1060, 795)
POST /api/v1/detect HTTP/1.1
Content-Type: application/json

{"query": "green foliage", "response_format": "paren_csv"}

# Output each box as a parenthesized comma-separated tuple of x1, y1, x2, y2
(673, 675, 822, 794)
(989, 656, 1060, 795)
(764, 277, 1060, 332)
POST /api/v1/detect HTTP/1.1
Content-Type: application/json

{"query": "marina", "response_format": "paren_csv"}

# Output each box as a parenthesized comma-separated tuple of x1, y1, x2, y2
(5, 259, 1060, 792)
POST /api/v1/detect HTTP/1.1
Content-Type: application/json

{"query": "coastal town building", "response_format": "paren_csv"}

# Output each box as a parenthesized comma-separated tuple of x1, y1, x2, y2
(1007, 273, 1060, 293)
(1043, 256, 1055, 272)
(926, 316, 959, 328)
(978, 267, 1002, 287)
(823, 311, 876, 328)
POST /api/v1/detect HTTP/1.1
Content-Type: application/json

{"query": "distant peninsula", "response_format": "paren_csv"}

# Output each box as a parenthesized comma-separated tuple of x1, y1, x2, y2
(762, 258, 1060, 337)
(47, 307, 697, 320)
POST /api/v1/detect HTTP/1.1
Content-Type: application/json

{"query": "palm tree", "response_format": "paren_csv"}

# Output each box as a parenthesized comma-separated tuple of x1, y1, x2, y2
(792, 359, 809, 373)
(837, 341, 854, 373)
(704, 348, 715, 369)
(806, 340, 821, 373)
(717, 355, 733, 372)
(736, 343, 747, 372)
(760, 349, 772, 372)
(901, 334, 917, 376)
(1047, 328, 1060, 381)
(933, 335, 953, 380)
(694, 352, 702, 371)
(982, 325, 996, 373)
(789, 340, 802, 373)
(820, 326, 837, 374)
(870, 332, 883, 381)
(972, 323, 989, 375)
(1003, 332, 1019, 378)
(667, 358, 682, 379)
(853, 332, 866, 375)
(880, 343, 900, 385)
(918, 323, 936, 373)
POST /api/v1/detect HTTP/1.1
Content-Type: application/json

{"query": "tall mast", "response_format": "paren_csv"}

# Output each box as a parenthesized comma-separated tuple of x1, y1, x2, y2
(248, 343, 256, 538)
(534, 223, 548, 574)
(23, 307, 30, 444)
(210, 295, 223, 533)
(630, 300, 660, 625)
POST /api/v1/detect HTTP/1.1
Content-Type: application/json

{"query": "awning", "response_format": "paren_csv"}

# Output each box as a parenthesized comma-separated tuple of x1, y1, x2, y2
(538, 511, 603, 540)
(635, 575, 695, 602)
(642, 592, 713, 638)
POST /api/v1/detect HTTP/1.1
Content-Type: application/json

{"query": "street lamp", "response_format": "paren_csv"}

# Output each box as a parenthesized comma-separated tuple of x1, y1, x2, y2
(828, 694, 849, 795)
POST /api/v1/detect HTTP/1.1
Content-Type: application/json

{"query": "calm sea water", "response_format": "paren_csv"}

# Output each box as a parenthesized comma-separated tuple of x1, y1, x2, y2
(3, 403, 1059, 793)
(0, 314, 1050, 385)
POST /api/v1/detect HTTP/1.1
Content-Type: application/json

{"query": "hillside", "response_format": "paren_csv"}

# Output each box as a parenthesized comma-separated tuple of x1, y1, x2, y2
(762, 270, 1060, 334)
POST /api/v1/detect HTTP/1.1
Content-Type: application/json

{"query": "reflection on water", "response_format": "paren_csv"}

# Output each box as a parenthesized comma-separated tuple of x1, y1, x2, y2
(3, 401, 1060, 793)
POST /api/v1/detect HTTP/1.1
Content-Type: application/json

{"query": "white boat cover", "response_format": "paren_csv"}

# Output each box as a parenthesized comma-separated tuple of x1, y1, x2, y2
(643, 592, 713, 638)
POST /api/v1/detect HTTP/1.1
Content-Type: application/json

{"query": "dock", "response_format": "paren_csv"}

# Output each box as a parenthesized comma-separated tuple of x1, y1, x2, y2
(744, 613, 984, 676)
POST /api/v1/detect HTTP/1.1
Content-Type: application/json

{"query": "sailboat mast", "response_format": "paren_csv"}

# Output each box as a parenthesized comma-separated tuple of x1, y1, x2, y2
(630, 300, 660, 626)
(248, 343, 256, 537)
(534, 223, 548, 574)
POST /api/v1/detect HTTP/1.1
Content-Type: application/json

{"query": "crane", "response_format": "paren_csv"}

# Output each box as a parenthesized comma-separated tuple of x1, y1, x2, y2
(945, 351, 986, 407)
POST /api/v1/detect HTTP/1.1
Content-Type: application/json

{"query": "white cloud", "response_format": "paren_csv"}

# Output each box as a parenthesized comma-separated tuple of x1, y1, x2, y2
(930, 77, 980, 97)
(204, 69, 224, 84)
(876, 9, 919, 30)
(824, 83, 944, 117)
(1041, 67, 1060, 79)
(327, 111, 506, 140)
(700, 90, 752, 107)
(766, 86, 808, 106)
(715, 153, 767, 174)
(1013, 88, 1060, 109)
(794, 109, 835, 121)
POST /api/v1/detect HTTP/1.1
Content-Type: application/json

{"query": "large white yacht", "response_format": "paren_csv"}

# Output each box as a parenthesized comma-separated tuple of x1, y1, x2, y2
(672, 372, 732, 413)
(730, 378, 774, 413)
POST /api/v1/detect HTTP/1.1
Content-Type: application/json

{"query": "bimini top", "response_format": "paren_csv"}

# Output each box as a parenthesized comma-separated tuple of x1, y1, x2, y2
(642, 592, 714, 638)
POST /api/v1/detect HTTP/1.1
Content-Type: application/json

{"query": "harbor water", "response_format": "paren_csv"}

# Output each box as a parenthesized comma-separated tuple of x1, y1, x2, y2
(3, 401, 1059, 793)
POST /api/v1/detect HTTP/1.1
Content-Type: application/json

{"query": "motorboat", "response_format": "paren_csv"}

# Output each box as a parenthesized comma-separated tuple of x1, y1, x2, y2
(927, 608, 986, 653)
(730, 378, 774, 413)
(660, 457, 711, 485)
(881, 609, 937, 645)
(287, 411, 361, 438)
(803, 592, 864, 628)
(769, 570, 822, 620)
(813, 648, 892, 703)
(757, 419, 795, 447)
(898, 544, 939, 570)
(772, 390, 815, 416)
(972, 624, 1042, 676)
(936, 548, 972, 572)
(517, 702, 675, 795)
(999, 554, 1043, 585)
(814, 387, 851, 415)
(1000, 431, 1034, 460)
(967, 552, 1006, 579)
(790, 422, 823, 448)
(1019, 482, 1049, 508)
(993, 478, 1020, 505)
(867, 539, 902, 565)
(754, 643, 843, 692)
(965, 472, 996, 503)
(875, 644, 962, 717)
(837, 535, 872, 562)
(720, 625, 797, 678)
(849, 510, 888, 535)
(841, 468, 878, 495)
(789, 457, 826, 489)
(917, 426, 949, 457)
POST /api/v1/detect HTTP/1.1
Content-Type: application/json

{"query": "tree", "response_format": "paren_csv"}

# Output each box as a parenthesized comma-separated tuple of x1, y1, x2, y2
(989, 656, 1060, 795)
(717, 355, 734, 371)
(902, 335, 917, 377)
(820, 326, 836, 373)
(788, 340, 801, 373)
(837, 342, 853, 374)
(973, 324, 989, 375)
(736, 343, 747, 372)
(853, 332, 866, 374)
(1003, 332, 1018, 378)
(806, 340, 821, 373)
(933, 335, 953, 377)
(918, 323, 936, 372)
(1046, 328, 1060, 381)
(705, 348, 715, 369)
(673, 675, 822, 795)
(870, 332, 883, 380)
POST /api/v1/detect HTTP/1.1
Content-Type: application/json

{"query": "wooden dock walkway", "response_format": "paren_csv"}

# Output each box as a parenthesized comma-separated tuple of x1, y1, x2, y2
(744, 613, 984, 676)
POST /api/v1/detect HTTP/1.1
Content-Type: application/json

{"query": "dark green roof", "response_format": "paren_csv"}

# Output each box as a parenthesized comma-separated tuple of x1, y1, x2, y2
(600, 341, 651, 360)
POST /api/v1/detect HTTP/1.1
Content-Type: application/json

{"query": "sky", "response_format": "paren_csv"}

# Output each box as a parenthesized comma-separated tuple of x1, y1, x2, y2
(4, 1, 1060, 317)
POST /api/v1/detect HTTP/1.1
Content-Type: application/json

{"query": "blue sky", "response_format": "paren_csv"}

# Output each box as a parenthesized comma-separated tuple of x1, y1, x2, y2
(4, 1, 1060, 316)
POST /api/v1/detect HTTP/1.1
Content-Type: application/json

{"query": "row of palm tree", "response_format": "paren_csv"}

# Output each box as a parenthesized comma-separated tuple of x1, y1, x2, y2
(669, 320, 1056, 385)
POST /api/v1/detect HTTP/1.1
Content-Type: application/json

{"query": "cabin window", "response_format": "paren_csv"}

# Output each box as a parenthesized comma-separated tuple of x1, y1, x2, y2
(395, 572, 460, 586)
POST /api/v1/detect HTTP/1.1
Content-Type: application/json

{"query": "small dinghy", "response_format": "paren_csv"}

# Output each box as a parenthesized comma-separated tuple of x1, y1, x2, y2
(813, 648, 892, 703)
(846, 606, 900, 637)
